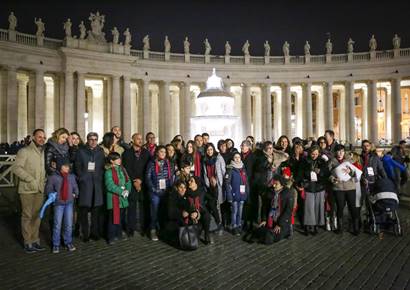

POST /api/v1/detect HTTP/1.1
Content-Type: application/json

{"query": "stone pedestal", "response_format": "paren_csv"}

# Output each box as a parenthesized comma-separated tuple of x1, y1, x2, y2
(264, 56, 269, 64)
(184, 54, 190, 63)
(78, 39, 87, 49)
(8, 30, 16, 42)
(348, 53, 353, 62)
(305, 55, 310, 64)
(143, 50, 149, 59)
(205, 55, 210, 64)
(326, 54, 331, 63)
(165, 52, 170, 61)
(244, 55, 250, 64)
(284, 56, 290, 64)
(124, 44, 130, 55)
(394, 49, 400, 58)
(64, 37, 77, 48)
(110, 43, 122, 54)
(224, 55, 230, 64)
(370, 51, 376, 60)
(37, 36, 44, 46)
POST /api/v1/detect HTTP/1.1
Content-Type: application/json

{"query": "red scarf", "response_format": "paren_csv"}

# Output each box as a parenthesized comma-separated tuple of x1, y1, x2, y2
(363, 153, 369, 167)
(188, 196, 200, 211)
(60, 172, 69, 201)
(111, 165, 129, 225)
(148, 143, 156, 156)
(241, 150, 250, 161)
(194, 152, 202, 177)
(155, 159, 171, 180)
(239, 168, 247, 186)
(206, 164, 216, 182)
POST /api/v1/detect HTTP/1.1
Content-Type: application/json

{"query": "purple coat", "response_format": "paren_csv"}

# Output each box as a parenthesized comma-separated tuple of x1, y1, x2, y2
(45, 172, 79, 205)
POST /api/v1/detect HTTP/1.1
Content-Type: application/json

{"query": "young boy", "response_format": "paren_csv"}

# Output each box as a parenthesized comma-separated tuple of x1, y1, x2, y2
(45, 158, 79, 253)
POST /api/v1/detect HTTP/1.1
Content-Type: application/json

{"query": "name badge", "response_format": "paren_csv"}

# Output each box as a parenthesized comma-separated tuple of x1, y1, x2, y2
(321, 154, 329, 162)
(310, 171, 318, 182)
(191, 165, 195, 172)
(159, 179, 166, 190)
(87, 162, 95, 172)
(240, 185, 246, 194)
(367, 167, 375, 176)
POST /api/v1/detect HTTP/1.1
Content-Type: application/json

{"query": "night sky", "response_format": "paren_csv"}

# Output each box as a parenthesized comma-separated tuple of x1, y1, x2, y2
(1, 0, 410, 56)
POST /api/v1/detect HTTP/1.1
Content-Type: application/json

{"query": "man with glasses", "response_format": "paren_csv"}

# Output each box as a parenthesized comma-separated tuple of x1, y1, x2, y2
(143, 132, 157, 158)
(74, 132, 106, 242)
(324, 130, 338, 157)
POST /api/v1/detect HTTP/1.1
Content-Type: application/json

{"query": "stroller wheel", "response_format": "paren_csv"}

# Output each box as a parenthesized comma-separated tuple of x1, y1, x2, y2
(393, 224, 403, 237)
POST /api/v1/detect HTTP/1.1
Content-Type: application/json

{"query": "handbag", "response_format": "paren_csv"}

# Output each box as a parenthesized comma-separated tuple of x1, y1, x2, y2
(178, 224, 199, 250)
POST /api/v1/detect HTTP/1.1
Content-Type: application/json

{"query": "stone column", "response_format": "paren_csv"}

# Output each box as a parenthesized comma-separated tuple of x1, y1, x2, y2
(282, 83, 292, 137)
(324, 81, 334, 131)
(111, 75, 121, 127)
(17, 74, 29, 140)
(76, 72, 85, 138)
(142, 79, 151, 134)
(241, 84, 252, 137)
(34, 69, 45, 129)
(368, 80, 378, 143)
(391, 78, 402, 143)
(122, 75, 131, 141)
(262, 84, 272, 141)
(182, 82, 191, 139)
(64, 71, 75, 130)
(6, 67, 18, 142)
(27, 73, 36, 134)
(345, 81, 355, 143)
(159, 81, 171, 143)
(304, 83, 313, 138)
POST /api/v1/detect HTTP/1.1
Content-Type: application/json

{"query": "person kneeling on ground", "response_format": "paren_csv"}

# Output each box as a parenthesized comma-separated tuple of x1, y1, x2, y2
(244, 174, 293, 244)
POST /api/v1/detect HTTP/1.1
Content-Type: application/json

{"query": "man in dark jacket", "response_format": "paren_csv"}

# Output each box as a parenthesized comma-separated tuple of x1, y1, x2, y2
(325, 130, 338, 157)
(111, 126, 130, 151)
(122, 133, 150, 237)
(74, 132, 105, 242)
(360, 140, 387, 193)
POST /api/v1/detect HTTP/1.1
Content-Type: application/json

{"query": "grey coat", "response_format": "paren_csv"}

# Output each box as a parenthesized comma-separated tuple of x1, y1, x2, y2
(74, 145, 105, 207)
(203, 153, 226, 204)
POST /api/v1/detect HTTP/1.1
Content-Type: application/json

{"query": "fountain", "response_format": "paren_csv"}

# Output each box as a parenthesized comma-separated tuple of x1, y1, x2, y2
(191, 68, 240, 145)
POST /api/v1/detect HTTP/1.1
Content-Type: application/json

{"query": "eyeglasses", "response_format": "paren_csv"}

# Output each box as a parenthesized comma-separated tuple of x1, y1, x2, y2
(319, 141, 326, 144)
(88, 138, 98, 141)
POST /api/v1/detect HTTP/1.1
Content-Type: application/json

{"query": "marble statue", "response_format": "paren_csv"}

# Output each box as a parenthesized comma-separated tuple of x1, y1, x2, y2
(87, 11, 106, 42)
(184, 37, 190, 54)
(304, 41, 311, 55)
(8, 12, 17, 31)
(242, 40, 250, 56)
(63, 18, 72, 38)
(325, 38, 333, 54)
(393, 34, 401, 49)
(369, 35, 377, 51)
(225, 41, 231, 56)
(79, 21, 86, 40)
(111, 27, 119, 44)
(164, 35, 171, 53)
(264, 40, 270, 56)
(283, 41, 290, 56)
(143, 35, 150, 51)
(204, 38, 211, 55)
(347, 38, 355, 53)
(123, 28, 131, 45)
(34, 18, 45, 37)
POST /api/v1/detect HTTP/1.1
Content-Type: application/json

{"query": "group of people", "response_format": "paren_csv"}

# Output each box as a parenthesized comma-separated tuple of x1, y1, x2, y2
(11, 126, 409, 253)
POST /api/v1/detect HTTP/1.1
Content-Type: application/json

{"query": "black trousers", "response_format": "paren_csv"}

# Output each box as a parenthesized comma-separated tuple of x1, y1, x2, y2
(107, 209, 126, 241)
(334, 190, 358, 222)
(198, 207, 211, 236)
(126, 189, 145, 233)
(79, 206, 103, 239)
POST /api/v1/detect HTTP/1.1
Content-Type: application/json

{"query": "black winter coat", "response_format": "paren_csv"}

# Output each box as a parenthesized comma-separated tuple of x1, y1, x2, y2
(299, 157, 329, 193)
(44, 140, 70, 176)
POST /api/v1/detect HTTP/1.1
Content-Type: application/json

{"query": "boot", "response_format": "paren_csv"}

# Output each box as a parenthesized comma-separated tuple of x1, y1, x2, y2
(336, 220, 343, 234)
(352, 219, 360, 236)
(333, 216, 338, 231)
(325, 216, 331, 231)
(304, 225, 309, 236)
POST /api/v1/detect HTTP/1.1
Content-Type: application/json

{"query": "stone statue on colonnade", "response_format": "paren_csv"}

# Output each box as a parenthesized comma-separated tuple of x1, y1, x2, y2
(242, 40, 250, 56)
(369, 35, 377, 51)
(87, 11, 106, 43)
(79, 21, 86, 40)
(164, 36, 171, 53)
(283, 41, 290, 56)
(204, 38, 211, 55)
(393, 34, 401, 49)
(34, 18, 45, 37)
(184, 37, 190, 54)
(264, 40, 270, 56)
(63, 18, 72, 38)
(325, 38, 332, 54)
(143, 35, 150, 51)
(123, 28, 131, 46)
(8, 12, 17, 31)
(347, 38, 355, 53)
(225, 41, 231, 56)
(304, 41, 311, 55)
(111, 27, 119, 44)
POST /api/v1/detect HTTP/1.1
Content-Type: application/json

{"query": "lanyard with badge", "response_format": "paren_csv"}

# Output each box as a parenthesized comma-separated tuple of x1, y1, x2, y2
(87, 150, 96, 172)
(310, 160, 318, 182)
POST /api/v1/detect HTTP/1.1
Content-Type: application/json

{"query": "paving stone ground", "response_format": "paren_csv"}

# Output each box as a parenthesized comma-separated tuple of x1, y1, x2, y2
(0, 202, 410, 290)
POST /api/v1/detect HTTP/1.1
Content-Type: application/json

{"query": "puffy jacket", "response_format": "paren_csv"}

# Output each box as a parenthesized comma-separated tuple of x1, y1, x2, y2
(382, 154, 406, 181)
(225, 166, 249, 202)
(146, 159, 173, 196)
(44, 140, 69, 176)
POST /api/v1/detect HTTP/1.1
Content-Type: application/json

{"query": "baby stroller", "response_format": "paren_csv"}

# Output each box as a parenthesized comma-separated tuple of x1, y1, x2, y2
(366, 178, 402, 236)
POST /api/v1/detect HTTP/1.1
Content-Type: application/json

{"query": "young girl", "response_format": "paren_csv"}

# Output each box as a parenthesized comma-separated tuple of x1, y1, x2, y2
(104, 152, 131, 244)
(225, 152, 249, 236)
(45, 159, 79, 254)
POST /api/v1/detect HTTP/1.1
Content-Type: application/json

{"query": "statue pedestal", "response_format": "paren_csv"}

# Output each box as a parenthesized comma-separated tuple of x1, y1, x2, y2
(264, 56, 270, 64)
(110, 43, 122, 54)
(348, 53, 353, 62)
(8, 30, 16, 42)
(143, 50, 149, 59)
(36, 36, 44, 46)
(184, 54, 190, 63)
(244, 55, 250, 64)
(225, 55, 230, 64)
(370, 51, 376, 60)
(78, 39, 87, 49)
(394, 49, 400, 58)
(124, 44, 130, 56)
(165, 52, 170, 61)
(305, 55, 310, 64)
(64, 37, 77, 48)
(326, 54, 332, 63)
(284, 56, 290, 64)
(205, 55, 210, 64)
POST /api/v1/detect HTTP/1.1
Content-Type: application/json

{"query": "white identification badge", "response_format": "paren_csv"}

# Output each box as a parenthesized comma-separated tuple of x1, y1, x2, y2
(240, 185, 246, 194)
(321, 154, 329, 162)
(87, 162, 95, 172)
(159, 179, 166, 190)
(310, 171, 318, 182)
(367, 167, 375, 176)
(191, 165, 195, 172)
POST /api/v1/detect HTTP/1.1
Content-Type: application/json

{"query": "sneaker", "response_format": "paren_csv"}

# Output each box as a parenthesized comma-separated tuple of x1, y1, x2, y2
(52, 246, 60, 254)
(66, 244, 76, 252)
(24, 244, 37, 254)
(150, 229, 158, 241)
(32, 242, 46, 252)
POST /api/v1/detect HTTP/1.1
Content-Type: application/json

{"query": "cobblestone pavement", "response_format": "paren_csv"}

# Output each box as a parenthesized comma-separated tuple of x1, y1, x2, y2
(0, 207, 410, 290)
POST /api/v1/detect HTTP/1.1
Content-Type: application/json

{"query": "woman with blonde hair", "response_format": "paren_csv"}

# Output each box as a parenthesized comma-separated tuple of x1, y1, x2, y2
(45, 128, 70, 176)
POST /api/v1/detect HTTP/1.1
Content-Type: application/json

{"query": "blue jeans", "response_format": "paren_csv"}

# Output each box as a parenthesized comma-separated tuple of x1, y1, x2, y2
(231, 201, 244, 229)
(150, 193, 164, 230)
(53, 202, 73, 246)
